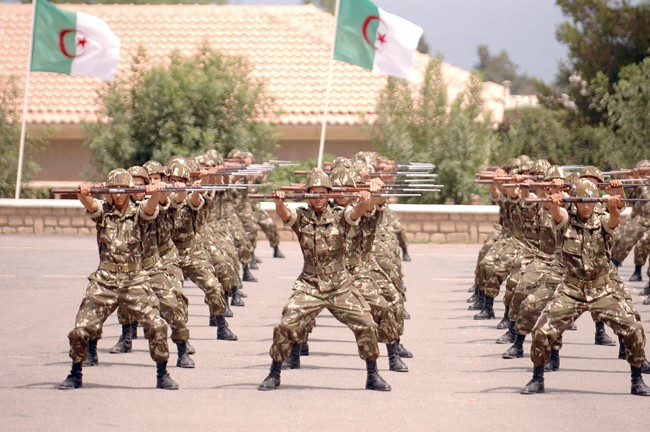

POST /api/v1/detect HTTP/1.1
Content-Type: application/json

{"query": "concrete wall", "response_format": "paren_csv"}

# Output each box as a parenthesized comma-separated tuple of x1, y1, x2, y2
(0, 199, 503, 243)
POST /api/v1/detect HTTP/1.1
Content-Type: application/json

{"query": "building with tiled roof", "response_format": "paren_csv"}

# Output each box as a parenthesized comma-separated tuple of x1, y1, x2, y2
(1, 3, 511, 184)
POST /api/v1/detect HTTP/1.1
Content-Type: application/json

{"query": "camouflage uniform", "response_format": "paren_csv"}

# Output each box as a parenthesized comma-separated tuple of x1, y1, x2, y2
(67, 200, 169, 364)
(529, 207, 646, 367)
(611, 184, 650, 264)
(632, 230, 650, 276)
(268, 205, 379, 362)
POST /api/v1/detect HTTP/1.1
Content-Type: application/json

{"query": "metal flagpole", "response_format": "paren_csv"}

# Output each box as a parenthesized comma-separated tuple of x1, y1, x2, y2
(316, 0, 342, 169)
(15, 0, 39, 199)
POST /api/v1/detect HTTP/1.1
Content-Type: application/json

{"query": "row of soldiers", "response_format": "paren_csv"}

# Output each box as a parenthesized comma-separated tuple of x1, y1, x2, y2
(468, 155, 650, 396)
(58, 149, 414, 391)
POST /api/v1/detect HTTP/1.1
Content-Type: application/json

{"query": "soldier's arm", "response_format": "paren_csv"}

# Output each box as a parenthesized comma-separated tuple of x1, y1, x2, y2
(77, 182, 98, 213)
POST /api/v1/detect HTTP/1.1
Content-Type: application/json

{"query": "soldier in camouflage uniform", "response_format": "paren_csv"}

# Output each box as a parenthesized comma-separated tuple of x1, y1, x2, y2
(59, 169, 179, 390)
(105, 165, 195, 369)
(520, 178, 650, 396)
(258, 168, 391, 392)
(628, 231, 650, 282)
(611, 160, 650, 268)
(166, 159, 238, 342)
(250, 162, 286, 259)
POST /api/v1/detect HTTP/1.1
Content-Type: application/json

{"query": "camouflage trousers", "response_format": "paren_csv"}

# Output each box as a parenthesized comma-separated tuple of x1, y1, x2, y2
(213, 221, 242, 284)
(476, 237, 522, 298)
(473, 223, 503, 279)
(530, 284, 646, 367)
(238, 206, 259, 251)
(253, 205, 280, 248)
(349, 264, 400, 343)
(115, 264, 190, 342)
(67, 271, 169, 364)
(632, 229, 650, 277)
(178, 246, 227, 316)
(373, 241, 404, 295)
(611, 216, 650, 264)
(269, 280, 379, 362)
(199, 232, 239, 290)
(368, 259, 405, 335)
(502, 246, 535, 313)
(510, 257, 560, 328)
(227, 216, 253, 266)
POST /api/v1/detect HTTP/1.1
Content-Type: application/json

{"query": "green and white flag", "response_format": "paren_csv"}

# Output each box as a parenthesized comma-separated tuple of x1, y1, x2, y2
(333, 0, 423, 81)
(30, 0, 120, 81)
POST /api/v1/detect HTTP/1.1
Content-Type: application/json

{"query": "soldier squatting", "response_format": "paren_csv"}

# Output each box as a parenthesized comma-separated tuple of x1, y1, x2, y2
(57, 150, 414, 391)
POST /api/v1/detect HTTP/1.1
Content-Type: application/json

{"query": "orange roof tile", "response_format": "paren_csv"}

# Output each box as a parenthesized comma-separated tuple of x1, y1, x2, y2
(0, 4, 505, 126)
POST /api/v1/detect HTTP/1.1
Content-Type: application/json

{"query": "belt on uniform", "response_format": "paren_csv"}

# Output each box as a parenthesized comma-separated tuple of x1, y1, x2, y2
(302, 261, 345, 276)
(174, 238, 195, 250)
(158, 239, 174, 256)
(345, 254, 370, 267)
(99, 261, 141, 273)
(141, 255, 159, 269)
(565, 274, 609, 290)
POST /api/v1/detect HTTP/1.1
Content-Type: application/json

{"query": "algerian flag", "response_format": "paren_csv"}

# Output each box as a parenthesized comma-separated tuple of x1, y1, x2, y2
(333, 0, 423, 81)
(30, 0, 120, 81)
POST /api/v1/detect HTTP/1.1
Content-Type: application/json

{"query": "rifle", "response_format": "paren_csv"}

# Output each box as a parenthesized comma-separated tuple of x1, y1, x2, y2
(248, 193, 421, 200)
(525, 197, 644, 203)
(51, 185, 248, 195)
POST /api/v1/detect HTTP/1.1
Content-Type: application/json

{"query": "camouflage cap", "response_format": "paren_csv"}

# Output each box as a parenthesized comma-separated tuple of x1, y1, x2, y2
(143, 160, 165, 176)
(205, 149, 224, 166)
(531, 159, 551, 175)
(167, 161, 190, 181)
(127, 166, 150, 184)
(636, 160, 650, 168)
(518, 155, 533, 173)
(504, 157, 520, 174)
(240, 151, 254, 161)
(305, 168, 332, 191)
(579, 165, 604, 183)
(185, 157, 199, 172)
(331, 157, 352, 170)
(167, 155, 187, 167)
(227, 148, 243, 159)
(574, 177, 599, 198)
(106, 168, 134, 188)
(329, 168, 357, 188)
(544, 165, 566, 181)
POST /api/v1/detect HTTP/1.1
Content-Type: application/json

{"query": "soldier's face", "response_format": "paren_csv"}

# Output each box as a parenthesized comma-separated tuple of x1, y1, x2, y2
(576, 202, 595, 220)
(307, 186, 328, 213)
(132, 177, 146, 201)
(149, 173, 162, 183)
(112, 192, 128, 209)
(335, 196, 350, 206)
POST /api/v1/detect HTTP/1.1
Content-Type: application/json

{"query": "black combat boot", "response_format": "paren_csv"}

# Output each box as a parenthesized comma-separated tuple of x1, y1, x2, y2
(474, 295, 495, 320)
(216, 315, 238, 341)
(156, 361, 179, 390)
(387, 342, 409, 372)
(567, 321, 578, 330)
(631, 365, 650, 396)
(110, 324, 133, 354)
(300, 342, 310, 356)
(186, 340, 196, 355)
(502, 334, 526, 359)
(644, 294, 650, 305)
(58, 362, 83, 390)
(468, 290, 485, 311)
(401, 247, 411, 262)
(396, 338, 413, 358)
(82, 339, 98, 367)
(273, 246, 285, 258)
(175, 342, 195, 368)
(642, 359, 650, 374)
(281, 343, 301, 370)
(629, 265, 643, 282)
(521, 365, 545, 394)
(496, 320, 516, 344)
(242, 265, 258, 282)
(249, 256, 259, 270)
(618, 335, 626, 359)
(467, 284, 478, 303)
(230, 286, 245, 307)
(365, 360, 391, 391)
(131, 321, 139, 339)
(209, 314, 218, 326)
(642, 282, 650, 296)
(612, 259, 621, 268)
(496, 306, 510, 329)
(403, 308, 411, 319)
(258, 361, 282, 391)
(544, 349, 560, 371)
(594, 321, 616, 346)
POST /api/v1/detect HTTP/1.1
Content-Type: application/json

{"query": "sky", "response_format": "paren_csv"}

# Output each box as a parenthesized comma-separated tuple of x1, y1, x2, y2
(235, 0, 569, 83)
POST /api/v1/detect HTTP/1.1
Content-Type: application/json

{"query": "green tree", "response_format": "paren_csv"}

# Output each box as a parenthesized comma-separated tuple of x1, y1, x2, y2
(473, 45, 541, 94)
(85, 43, 279, 177)
(368, 59, 497, 204)
(0, 76, 45, 198)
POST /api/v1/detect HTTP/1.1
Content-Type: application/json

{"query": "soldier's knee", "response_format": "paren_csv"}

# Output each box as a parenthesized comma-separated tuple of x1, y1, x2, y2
(68, 327, 89, 344)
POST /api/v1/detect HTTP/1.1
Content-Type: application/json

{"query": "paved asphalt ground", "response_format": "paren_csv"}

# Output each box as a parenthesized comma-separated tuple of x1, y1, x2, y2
(1, 234, 650, 431)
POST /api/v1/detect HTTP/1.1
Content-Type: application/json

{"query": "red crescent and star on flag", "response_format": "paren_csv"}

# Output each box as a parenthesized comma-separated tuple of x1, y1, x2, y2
(361, 15, 388, 50)
(58, 29, 89, 59)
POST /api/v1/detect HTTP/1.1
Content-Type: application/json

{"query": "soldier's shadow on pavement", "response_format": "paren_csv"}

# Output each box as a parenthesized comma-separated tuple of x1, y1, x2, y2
(476, 386, 630, 396)
(21, 382, 165, 390)
(210, 382, 366, 391)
